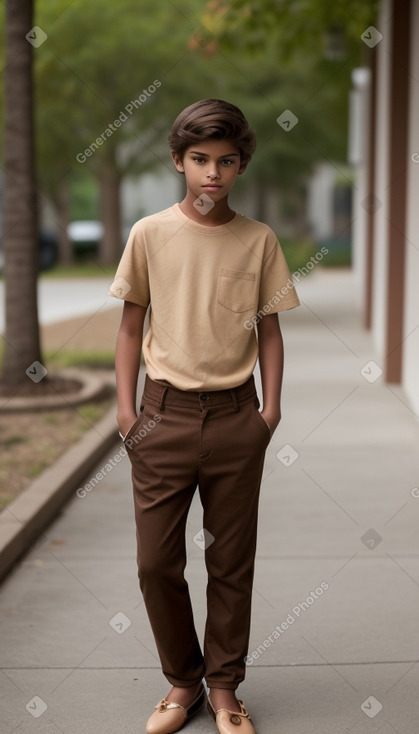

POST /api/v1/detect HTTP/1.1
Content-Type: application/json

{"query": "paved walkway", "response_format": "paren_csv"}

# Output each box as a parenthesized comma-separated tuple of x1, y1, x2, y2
(1, 269, 419, 734)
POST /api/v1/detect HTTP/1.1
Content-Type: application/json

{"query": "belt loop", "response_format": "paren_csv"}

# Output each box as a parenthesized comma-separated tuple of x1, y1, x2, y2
(229, 388, 239, 412)
(159, 386, 169, 412)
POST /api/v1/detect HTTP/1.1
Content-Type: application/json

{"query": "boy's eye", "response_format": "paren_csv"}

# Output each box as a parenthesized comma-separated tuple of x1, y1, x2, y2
(191, 157, 235, 165)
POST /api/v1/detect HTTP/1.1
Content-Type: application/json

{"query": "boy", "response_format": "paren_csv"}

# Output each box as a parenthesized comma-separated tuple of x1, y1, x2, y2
(110, 99, 300, 734)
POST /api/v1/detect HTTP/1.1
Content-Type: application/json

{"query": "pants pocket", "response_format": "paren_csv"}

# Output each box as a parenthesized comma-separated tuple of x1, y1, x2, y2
(249, 398, 271, 441)
(124, 403, 162, 453)
(122, 411, 146, 444)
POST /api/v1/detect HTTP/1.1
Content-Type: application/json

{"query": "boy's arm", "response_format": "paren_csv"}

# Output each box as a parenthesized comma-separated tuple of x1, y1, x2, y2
(257, 312, 284, 436)
(115, 301, 147, 437)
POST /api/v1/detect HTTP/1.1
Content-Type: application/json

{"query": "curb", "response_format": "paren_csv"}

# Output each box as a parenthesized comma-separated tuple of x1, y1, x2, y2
(0, 399, 119, 584)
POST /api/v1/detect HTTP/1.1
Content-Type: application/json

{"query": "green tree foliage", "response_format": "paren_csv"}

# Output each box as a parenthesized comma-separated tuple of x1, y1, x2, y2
(1, 0, 378, 262)
(204, 0, 380, 58)
(197, 0, 380, 222)
(34, 0, 200, 261)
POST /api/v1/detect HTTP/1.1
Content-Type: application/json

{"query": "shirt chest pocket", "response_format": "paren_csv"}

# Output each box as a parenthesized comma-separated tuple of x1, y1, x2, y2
(217, 268, 257, 313)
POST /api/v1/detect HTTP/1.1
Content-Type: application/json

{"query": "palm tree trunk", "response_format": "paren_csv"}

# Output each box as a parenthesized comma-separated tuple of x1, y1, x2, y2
(2, 0, 42, 388)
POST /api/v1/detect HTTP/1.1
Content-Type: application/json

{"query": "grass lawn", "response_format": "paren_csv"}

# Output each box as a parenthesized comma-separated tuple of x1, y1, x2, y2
(45, 349, 116, 370)
(40, 263, 117, 278)
(0, 397, 114, 511)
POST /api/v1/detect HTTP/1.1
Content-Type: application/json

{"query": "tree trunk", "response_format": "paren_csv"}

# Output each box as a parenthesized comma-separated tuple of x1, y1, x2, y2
(2, 0, 42, 388)
(99, 164, 122, 265)
(54, 179, 74, 265)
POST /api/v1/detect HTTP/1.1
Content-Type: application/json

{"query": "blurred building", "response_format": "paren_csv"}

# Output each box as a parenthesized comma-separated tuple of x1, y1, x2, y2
(121, 171, 180, 238)
(352, 0, 419, 415)
(306, 163, 351, 241)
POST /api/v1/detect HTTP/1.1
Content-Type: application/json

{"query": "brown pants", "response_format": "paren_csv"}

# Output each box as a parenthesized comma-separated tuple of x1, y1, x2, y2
(124, 373, 270, 690)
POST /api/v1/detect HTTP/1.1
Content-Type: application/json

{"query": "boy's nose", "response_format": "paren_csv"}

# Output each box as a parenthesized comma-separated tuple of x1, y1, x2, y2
(207, 168, 220, 179)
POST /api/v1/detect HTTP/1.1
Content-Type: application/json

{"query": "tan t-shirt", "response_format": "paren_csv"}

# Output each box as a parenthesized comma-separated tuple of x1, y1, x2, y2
(109, 203, 300, 390)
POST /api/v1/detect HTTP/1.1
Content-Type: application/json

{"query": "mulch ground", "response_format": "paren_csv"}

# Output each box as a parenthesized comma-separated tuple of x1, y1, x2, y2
(41, 305, 122, 354)
(0, 307, 123, 511)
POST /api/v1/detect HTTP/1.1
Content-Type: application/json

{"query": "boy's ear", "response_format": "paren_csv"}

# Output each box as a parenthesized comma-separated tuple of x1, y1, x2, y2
(171, 151, 185, 173)
(238, 161, 248, 175)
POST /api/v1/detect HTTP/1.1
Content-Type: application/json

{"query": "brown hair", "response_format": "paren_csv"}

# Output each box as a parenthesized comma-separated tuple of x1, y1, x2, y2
(168, 99, 256, 165)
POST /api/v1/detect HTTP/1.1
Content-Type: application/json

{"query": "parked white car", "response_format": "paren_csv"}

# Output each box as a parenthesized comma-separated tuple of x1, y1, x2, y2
(67, 220, 104, 253)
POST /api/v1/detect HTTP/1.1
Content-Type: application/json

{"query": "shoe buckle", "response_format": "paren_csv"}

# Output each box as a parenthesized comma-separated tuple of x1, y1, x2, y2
(230, 713, 242, 725)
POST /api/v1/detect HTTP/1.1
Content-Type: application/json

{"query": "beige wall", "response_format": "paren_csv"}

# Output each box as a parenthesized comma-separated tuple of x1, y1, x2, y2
(357, 0, 419, 413)
(371, 0, 392, 362)
(403, 0, 419, 415)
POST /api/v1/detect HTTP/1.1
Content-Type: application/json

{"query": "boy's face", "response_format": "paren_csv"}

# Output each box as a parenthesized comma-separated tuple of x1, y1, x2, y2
(172, 139, 247, 204)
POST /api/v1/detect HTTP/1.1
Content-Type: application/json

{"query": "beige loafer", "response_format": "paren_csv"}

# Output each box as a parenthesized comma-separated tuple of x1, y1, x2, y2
(207, 697, 256, 734)
(145, 685, 206, 734)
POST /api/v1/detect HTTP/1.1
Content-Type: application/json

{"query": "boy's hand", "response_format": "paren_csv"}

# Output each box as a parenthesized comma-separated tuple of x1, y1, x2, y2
(118, 411, 138, 439)
(260, 409, 281, 438)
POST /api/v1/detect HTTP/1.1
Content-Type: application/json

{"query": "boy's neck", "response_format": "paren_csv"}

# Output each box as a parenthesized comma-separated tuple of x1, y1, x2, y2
(178, 193, 236, 227)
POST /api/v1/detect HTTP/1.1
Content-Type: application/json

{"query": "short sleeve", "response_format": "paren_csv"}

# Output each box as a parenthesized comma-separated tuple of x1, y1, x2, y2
(108, 221, 150, 307)
(258, 233, 300, 314)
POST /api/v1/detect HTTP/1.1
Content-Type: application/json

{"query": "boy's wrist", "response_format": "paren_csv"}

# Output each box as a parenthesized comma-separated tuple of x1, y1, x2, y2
(117, 409, 138, 437)
(260, 408, 282, 434)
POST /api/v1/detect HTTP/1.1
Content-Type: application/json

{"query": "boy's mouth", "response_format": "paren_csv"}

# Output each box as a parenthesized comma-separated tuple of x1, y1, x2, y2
(202, 184, 222, 190)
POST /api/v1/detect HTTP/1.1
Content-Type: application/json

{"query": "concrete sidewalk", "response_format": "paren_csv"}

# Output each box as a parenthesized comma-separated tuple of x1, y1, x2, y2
(1, 269, 418, 734)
